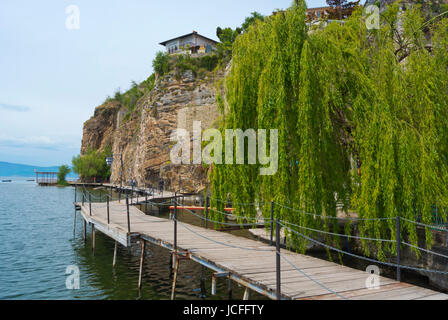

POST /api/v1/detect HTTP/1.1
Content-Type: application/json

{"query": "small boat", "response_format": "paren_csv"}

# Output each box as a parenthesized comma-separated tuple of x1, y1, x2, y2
(2, 180, 12, 183)
(27, 179, 35, 182)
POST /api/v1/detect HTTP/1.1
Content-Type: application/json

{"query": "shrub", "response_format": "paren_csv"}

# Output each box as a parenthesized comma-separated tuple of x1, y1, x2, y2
(153, 51, 170, 76)
(57, 165, 71, 186)
(198, 54, 219, 71)
(72, 147, 112, 181)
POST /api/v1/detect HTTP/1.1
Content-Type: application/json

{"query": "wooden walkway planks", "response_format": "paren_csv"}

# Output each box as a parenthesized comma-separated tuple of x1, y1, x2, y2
(75, 199, 448, 301)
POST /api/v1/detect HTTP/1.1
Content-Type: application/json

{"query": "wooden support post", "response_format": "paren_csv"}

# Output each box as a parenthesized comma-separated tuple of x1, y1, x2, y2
(211, 275, 217, 296)
(211, 272, 230, 297)
(396, 216, 401, 282)
(228, 277, 232, 300)
(243, 288, 250, 300)
(107, 196, 110, 224)
(92, 224, 96, 254)
(138, 240, 146, 290)
(200, 266, 206, 298)
(171, 256, 180, 300)
(73, 208, 77, 237)
(276, 219, 281, 300)
(113, 241, 118, 267)
(270, 201, 274, 246)
(82, 193, 85, 206)
(89, 194, 92, 216)
(74, 186, 77, 203)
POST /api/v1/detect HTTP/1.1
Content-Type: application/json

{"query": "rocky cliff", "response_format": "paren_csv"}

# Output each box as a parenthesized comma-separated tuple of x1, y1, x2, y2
(81, 67, 226, 193)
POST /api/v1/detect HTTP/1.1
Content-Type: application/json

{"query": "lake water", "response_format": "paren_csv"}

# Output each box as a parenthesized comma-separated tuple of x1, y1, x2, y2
(0, 179, 266, 300)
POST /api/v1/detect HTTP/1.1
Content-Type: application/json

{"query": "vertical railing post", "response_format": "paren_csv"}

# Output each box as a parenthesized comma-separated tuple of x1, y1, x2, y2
(126, 195, 131, 234)
(74, 186, 77, 203)
(145, 194, 148, 214)
(89, 194, 92, 216)
(82, 193, 85, 206)
(396, 216, 401, 282)
(276, 219, 281, 300)
(270, 201, 274, 246)
(107, 196, 110, 225)
(205, 196, 209, 229)
(131, 185, 134, 205)
(174, 193, 177, 255)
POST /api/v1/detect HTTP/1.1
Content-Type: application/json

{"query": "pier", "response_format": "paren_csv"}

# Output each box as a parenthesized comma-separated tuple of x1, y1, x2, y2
(73, 185, 448, 300)
(36, 172, 58, 186)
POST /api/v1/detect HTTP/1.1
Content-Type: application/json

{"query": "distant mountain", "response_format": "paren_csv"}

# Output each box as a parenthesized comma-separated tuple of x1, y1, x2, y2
(0, 161, 77, 178)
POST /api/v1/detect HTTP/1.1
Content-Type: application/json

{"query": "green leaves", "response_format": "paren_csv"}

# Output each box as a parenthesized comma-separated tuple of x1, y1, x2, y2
(72, 147, 112, 181)
(57, 165, 71, 186)
(211, 1, 448, 257)
(153, 51, 170, 76)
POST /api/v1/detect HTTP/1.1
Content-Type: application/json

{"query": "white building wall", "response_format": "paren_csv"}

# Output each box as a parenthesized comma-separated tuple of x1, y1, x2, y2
(164, 34, 217, 54)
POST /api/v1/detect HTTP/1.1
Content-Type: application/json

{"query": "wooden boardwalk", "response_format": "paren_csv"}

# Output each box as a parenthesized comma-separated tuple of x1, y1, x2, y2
(75, 198, 448, 300)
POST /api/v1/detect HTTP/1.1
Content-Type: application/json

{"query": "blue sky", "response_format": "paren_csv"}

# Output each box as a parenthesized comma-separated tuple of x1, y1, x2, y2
(0, 0, 327, 166)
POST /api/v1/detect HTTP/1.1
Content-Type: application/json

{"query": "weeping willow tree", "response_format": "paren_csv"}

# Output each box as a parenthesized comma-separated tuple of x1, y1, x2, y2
(210, 0, 448, 259)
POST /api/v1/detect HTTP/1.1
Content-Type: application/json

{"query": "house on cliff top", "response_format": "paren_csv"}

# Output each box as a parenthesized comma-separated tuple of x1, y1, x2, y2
(159, 31, 218, 55)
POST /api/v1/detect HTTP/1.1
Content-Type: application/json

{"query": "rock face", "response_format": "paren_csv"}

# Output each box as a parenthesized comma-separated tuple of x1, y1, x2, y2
(81, 101, 122, 154)
(80, 69, 225, 193)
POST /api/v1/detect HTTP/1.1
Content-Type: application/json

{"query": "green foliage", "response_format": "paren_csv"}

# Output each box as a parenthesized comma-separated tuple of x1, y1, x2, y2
(172, 53, 220, 76)
(57, 165, 71, 186)
(198, 55, 219, 71)
(153, 51, 170, 76)
(110, 73, 156, 123)
(210, 1, 448, 258)
(216, 12, 265, 59)
(241, 11, 265, 31)
(216, 27, 241, 43)
(142, 73, 156, 92)
(114, 89, 123, 103)
(72, 147, 112, 181)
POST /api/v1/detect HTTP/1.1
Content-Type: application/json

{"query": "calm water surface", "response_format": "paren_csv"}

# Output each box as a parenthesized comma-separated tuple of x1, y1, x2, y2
(0, 180, 267, 300)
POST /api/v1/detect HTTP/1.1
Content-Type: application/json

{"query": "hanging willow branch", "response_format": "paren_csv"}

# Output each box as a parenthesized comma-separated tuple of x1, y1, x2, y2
(210, 1, 448, 259)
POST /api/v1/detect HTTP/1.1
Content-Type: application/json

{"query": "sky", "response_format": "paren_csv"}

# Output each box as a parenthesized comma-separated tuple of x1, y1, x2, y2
(0, 0, 327, 167)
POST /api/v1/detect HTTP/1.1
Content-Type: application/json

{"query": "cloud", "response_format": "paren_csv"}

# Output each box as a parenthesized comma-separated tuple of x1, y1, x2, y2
(0, 134, 58, 150)
(0, 103, 31, 112)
